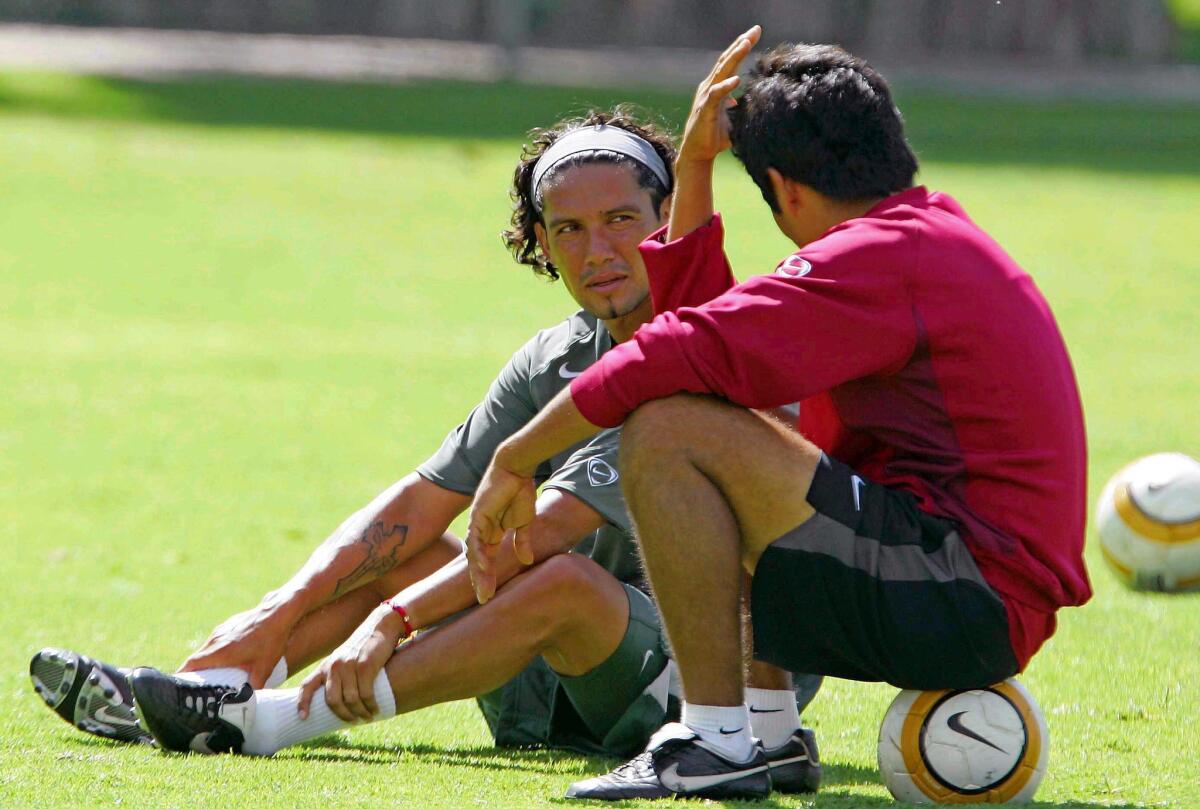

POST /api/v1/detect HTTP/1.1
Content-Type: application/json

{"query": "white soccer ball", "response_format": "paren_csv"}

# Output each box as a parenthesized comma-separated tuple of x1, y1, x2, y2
(1095, 452, 1200, 592)
(877, 679, 1048, 804)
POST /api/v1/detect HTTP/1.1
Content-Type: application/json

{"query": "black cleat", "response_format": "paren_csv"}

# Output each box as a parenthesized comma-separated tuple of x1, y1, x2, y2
(29, 647, 153, 745)
(765, 728, 821, 793)
(128, 667, 253, 754)
(565, 723, 771, 801)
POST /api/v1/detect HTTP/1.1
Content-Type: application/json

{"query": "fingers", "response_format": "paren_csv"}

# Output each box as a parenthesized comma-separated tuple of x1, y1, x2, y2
(511, 525, 535, 567)
(321, 665, 356, 723)
(297, 670, 322, 719)
(466, 527, 497, 604)
(247, 662, 269, 690)
(704, 75, 741, 107)
(358, 666, 379, 718)
(709, 25, 761, 84)
(468, 499, 503, 548)
(339, 673, 372, 722)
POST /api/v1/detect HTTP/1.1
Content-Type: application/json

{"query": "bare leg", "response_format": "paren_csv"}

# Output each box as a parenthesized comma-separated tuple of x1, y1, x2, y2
(619, 394, 821, 708)
(742, 573, 794, 691)
(382, 553, 629, 713)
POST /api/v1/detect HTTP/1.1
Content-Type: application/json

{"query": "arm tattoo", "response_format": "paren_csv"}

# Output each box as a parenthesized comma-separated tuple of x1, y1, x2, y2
(331, 520, 409, 598)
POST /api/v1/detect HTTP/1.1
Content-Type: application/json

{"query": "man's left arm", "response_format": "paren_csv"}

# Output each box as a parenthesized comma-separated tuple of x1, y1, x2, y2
(296, 486, 604, 721)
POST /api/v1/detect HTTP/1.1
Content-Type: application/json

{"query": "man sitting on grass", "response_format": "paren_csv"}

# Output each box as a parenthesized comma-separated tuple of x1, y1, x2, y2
(32, 108, 821, 792)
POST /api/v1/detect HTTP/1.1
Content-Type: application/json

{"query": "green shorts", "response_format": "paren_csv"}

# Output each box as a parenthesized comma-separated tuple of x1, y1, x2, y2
(477, 583, 678, 758)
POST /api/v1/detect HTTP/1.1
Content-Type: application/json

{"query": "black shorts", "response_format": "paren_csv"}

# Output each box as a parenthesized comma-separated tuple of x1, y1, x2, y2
(750, 454, 1019, 690)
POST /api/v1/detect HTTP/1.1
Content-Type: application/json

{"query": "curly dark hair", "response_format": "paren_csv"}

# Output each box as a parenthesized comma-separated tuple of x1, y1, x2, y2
(502, 107, 676, 281)
(729, 43, 918, 212)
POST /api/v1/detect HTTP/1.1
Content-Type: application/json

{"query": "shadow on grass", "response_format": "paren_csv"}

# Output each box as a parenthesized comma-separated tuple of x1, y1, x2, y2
(285, 737, 1146, 809)
(61, 733, 1149, 808)
(292, 735, 608, 776)
(0, 72, 1198, 176)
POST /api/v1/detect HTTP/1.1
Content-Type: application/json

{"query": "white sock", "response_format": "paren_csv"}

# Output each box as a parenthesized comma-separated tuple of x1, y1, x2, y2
(176, 657, 288, 689)
(746, 687, 801, 750)
(240, 669, 396, 756)
(681, 701, 756, 762)
(264, 657, 289, 688)
(176, 667, 249, 688)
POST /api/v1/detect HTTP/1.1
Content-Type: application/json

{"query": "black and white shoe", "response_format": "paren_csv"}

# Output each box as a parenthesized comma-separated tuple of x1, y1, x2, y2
(565, 723, 771, 801)
(765, 728, 821, 793)
(29, 647, 153, 745)
(129, 667, 253, 754)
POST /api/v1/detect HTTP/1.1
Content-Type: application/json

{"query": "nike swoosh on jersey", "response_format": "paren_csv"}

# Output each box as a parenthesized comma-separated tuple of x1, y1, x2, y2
(558, 365, 584, 379)
(658, 761, 768, 792)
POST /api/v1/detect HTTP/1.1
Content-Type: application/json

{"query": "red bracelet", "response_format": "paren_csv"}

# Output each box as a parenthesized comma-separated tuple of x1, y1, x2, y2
(384, 599, 415, 639)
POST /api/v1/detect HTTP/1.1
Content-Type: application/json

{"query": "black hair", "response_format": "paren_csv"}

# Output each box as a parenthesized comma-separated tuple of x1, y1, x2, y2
(729, 43, 918, 211)
(503, 107, 676, 280)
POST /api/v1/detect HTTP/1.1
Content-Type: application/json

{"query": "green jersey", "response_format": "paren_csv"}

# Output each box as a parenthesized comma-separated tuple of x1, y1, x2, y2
(417, 311, 641, 585)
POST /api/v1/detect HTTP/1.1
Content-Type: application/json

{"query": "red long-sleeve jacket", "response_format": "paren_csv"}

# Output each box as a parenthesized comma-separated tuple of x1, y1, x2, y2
(571, 188, 1090, 668)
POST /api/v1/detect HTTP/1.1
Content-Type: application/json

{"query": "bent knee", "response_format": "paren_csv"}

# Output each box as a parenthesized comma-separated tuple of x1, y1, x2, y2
(521, 554, 626, 620)
(621, 395, 749, 474)
(623, 394, 720, 454)
(526, 553, 607, 595)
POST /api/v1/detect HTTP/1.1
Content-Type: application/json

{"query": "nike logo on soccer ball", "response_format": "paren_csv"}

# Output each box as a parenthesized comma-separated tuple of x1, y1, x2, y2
(94, 705, 139, 727)
(659, 761, 768, 792)
(559, 365, 584, 379)
(946, 711, 1007, 753)
(851, 475, 866, 511)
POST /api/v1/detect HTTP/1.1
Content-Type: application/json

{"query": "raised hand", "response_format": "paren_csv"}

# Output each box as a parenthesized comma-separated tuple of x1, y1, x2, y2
(678, 25, 762, 166)
(668, 25, 762, 242)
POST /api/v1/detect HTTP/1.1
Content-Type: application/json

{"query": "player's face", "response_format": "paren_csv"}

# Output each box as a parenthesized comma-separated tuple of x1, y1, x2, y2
(535, 163, 664, 341)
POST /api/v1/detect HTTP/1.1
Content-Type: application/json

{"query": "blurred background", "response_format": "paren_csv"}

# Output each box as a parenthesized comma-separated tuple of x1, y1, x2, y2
(0, 0, 1198, 96)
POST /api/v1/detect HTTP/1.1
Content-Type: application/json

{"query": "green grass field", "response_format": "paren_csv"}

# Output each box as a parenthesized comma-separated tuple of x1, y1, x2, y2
(1, 73, 1198, 808)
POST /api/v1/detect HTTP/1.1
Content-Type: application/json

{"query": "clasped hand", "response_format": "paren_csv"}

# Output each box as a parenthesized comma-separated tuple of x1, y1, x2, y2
(296, 605, 403, 722)
(465, 461, 537, 604)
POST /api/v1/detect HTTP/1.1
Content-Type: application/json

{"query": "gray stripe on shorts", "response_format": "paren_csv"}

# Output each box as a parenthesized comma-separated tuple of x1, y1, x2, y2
(770, 513, 993, 590)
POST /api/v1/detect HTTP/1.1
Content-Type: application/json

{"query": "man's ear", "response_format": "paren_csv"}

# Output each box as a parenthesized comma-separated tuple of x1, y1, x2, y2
(534, 221, 550, 256)
(766, 167, 799, 215)
(657, 192, 673, 223)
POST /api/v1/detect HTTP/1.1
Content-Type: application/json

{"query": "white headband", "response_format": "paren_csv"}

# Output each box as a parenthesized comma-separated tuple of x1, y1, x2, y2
(531, 125, 671, 212)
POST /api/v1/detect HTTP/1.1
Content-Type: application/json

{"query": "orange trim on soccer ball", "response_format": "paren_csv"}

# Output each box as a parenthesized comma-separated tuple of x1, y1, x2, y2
(899, 683, 1042, 804)
(1099, 544, 1134, 583)
(986, 681, 1043, 803)
(1115, 485, 1200, 543)
(1177, 571, 1200, 590)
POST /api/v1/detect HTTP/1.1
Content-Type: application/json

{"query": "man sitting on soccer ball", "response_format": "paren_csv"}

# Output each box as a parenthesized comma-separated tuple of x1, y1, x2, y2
(467, 28, 1091, 800)
(31, 109, 821, 790)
